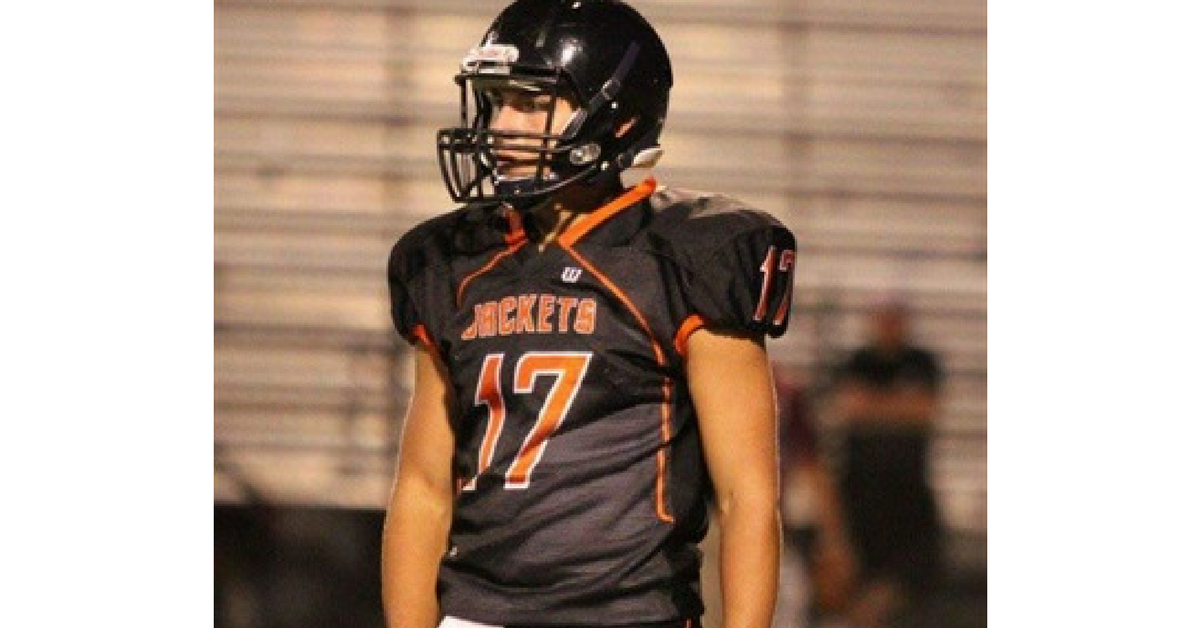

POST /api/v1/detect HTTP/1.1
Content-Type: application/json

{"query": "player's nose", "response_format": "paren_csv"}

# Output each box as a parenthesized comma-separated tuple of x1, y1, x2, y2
(490, 106, 539, 160)
(490, 104, 531, 134)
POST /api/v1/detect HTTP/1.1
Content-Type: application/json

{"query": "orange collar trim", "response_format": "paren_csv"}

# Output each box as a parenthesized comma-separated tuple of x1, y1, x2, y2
(557, 177, 657, 247)
(502, 206, 527, 245)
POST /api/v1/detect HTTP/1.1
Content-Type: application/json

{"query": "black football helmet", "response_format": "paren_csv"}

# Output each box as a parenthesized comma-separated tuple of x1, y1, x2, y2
(436, 0, 672, 207)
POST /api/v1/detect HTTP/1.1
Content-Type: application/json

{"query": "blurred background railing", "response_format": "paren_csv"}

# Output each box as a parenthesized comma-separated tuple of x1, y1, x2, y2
(214, 0, 985, 625)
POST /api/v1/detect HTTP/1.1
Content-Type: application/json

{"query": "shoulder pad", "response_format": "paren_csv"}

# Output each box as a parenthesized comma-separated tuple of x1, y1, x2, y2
(647, 188, 785, 251)
(645, 187, 797, 338)
(387, 204, 494, 344)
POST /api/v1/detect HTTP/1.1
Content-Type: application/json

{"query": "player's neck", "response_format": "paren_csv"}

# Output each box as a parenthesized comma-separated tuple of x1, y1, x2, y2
(526, 181, 624, 249)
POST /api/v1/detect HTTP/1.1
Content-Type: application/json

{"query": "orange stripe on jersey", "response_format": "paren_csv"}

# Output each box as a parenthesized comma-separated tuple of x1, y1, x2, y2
(557, 177, 656, 247)
(457, 241, 526, 306)
(673, 314, 707, 359)
(561, 246, 665, 363)
(560, 244, 676, 524)
(655, 383, 674, 524)
(410, 323, 447, 366)
(410, 323, 439, 354)
(503, 206, 526, 245)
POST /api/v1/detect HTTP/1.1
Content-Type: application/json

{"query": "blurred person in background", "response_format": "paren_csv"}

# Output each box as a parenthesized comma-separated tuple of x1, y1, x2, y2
(382, 2, 797, 628)
(775, 364, 857, 628)
(830, 297, 943, 628)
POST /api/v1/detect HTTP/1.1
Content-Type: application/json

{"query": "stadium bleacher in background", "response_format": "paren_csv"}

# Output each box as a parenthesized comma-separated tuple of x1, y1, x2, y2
(214, 0, 986, 613)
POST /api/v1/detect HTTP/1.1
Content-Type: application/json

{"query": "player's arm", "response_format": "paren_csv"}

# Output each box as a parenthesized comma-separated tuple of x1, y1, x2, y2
(382, 343, 456, 628)
(687, 327, 781, 628)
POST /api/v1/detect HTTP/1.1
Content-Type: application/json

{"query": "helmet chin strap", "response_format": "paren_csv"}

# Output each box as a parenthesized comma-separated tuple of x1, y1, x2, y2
(495, 138, 662, 211)
(494, 175, 539, 197)
(494, 176, 547, 212)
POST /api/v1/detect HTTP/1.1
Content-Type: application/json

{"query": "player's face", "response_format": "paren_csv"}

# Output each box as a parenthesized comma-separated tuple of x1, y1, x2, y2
(485, 88, 579, 179)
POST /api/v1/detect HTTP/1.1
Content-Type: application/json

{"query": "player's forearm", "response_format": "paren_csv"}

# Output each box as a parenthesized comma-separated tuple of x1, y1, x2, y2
(716, 494, 781, 628)
(382, 479, 452, 628)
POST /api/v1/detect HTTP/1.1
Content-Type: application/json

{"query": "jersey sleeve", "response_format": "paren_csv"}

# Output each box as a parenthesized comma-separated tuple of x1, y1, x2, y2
(387, 241, 420, 343)
(387, 235, 437, 349)
(683, 223, 797, 337)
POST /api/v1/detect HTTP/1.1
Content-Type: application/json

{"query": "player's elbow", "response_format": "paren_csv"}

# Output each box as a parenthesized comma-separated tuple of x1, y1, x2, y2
(713, 478, 780, 521)
(388, 470, 454, 525)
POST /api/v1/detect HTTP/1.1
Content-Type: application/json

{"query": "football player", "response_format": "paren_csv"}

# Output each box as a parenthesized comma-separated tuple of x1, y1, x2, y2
(382, 2, 798, 628)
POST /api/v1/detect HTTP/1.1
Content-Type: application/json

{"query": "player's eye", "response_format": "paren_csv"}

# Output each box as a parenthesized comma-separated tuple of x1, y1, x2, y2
(492, 89, 551, 110)
(510, 94, 553, 113)
(482, 89, 503, 107)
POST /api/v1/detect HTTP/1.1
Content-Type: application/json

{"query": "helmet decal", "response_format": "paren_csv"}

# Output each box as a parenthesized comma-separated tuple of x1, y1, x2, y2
(461, 44, 520, 74)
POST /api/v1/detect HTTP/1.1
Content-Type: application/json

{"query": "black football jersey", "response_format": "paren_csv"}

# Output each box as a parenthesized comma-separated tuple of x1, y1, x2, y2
(387, 178, 797, 626)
